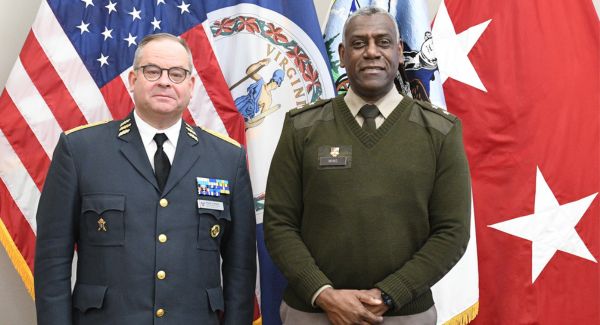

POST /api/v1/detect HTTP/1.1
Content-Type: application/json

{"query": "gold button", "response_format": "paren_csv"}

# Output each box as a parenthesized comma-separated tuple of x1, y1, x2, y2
(157, 270, 166, 280)
(156, 308, 165, 317)
(158, 234, 167, 243)
(159, 198, 168, 207)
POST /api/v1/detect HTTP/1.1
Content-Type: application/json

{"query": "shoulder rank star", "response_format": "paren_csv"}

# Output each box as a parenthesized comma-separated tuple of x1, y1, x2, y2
(97, 217, 107, 231)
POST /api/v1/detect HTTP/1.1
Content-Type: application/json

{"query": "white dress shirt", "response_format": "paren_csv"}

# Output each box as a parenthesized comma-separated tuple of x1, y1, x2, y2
(133, 110, 180, 171)
(344, 86, 403, 129)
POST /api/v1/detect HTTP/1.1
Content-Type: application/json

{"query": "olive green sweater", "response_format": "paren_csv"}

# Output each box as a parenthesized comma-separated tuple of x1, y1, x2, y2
(264, 95, 471, 315)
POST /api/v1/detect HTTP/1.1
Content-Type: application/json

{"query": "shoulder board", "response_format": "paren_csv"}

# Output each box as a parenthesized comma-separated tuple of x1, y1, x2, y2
(289, 98, 333, 117)
(65, 120, 110, 135)
(200, 127, 241, 148)
(414, 100, 456, 122)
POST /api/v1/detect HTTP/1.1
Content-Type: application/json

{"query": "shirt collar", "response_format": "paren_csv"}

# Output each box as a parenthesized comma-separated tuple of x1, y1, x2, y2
(133, 110, 181, 148)
(344, 86, 403, 119)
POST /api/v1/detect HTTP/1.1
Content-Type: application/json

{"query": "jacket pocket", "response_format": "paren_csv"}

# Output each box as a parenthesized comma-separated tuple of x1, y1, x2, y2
(206, 286, 224, 312)
(72, 283, 108, 313)
(197, 200, 231, 251)
(81, 194, 125, 246)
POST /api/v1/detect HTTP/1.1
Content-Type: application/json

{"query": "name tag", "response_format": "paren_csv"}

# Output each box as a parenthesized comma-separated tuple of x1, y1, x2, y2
(319, 157, 347, 166)
(318, 145, 352, 169)
(198, 200, 224, 211)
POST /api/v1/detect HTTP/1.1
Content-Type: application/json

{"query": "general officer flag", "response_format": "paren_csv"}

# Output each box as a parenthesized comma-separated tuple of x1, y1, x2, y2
(433, 0, 599, 323)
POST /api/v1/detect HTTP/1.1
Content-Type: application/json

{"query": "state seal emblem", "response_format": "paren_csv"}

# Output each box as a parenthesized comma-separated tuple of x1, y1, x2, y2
(208, 4, 334, 129)
(206, 4, 335, 220)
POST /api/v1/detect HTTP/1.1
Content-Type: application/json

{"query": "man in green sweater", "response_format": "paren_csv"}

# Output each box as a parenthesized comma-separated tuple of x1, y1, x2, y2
(264, 6, 471, 325)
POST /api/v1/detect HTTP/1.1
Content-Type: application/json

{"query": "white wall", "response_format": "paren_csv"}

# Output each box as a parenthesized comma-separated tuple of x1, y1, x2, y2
(0, 0, 441, 323)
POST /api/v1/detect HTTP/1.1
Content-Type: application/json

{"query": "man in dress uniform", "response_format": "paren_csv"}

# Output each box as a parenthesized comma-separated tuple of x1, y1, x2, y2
(264, 7, 471, 325)
(34, 33, 256, 324)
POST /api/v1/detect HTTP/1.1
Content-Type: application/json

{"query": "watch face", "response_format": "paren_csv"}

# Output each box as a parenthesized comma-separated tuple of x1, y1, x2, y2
(381, 292, 394, 308)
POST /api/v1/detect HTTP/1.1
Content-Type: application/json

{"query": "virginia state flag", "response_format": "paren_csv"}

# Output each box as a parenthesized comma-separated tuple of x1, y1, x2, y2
(433, 0, 599, 323)
(203, 1, 336, 324)
(0, 1, 332, 324)
(324, 1, 479, 324)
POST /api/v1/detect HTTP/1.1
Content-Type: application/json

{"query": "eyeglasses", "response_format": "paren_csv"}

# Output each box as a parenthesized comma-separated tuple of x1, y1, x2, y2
(135, 64, 191, 84)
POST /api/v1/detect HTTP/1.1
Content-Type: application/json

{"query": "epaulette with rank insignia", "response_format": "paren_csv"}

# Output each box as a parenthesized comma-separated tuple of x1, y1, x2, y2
(201, 127, 241, 148)
(289, 98, 332, 117)
(289, 98, 335, 129)
(409, 100, 458, 135)
(414, 100, 456, 122)
(65, 120, 110, 135)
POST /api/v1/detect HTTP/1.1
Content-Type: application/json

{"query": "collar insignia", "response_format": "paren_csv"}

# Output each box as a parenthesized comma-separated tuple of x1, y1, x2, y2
(185, 123, 198, 142)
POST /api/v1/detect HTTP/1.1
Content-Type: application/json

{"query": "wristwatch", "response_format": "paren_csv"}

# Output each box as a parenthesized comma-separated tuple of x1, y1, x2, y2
(380, 291, 395, 309)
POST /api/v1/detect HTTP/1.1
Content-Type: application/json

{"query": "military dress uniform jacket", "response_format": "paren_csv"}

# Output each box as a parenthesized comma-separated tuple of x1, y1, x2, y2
(34, 114, 256, 325)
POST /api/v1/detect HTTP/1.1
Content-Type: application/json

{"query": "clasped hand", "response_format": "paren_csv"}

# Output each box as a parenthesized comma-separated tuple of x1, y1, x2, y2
(315, 287, 390, 325)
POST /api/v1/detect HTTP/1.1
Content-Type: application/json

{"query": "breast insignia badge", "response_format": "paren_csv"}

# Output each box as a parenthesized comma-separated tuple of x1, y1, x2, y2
(97, 217, 107, 232)
(210, 224, 221, 238)
(330, 147, 340, 157)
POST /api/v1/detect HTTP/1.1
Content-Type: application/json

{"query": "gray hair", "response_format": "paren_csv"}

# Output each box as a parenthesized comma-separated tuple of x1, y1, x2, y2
(341, 6, 401, 44)
(132, 33, 193, 70)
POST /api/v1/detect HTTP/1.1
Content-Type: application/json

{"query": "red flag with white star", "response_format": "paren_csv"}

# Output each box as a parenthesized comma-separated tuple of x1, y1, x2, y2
(433, 0, 599, 323)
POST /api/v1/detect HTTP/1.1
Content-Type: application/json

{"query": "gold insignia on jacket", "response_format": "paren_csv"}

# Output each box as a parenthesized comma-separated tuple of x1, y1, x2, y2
(97, 217, 107, 231)
(118, 118, 132, 137)
(210, 224, 220, 238)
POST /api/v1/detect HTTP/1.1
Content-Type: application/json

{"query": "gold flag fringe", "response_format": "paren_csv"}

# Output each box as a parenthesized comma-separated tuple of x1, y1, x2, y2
(443, 301, 479, 325)
(253, 316, 263, 325)
(0, 218, 35, 299)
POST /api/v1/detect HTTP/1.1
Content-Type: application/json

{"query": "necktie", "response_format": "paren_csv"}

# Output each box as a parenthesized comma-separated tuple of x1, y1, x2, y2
(153, 133, 170, 192)
(359, 104, 380, 133)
